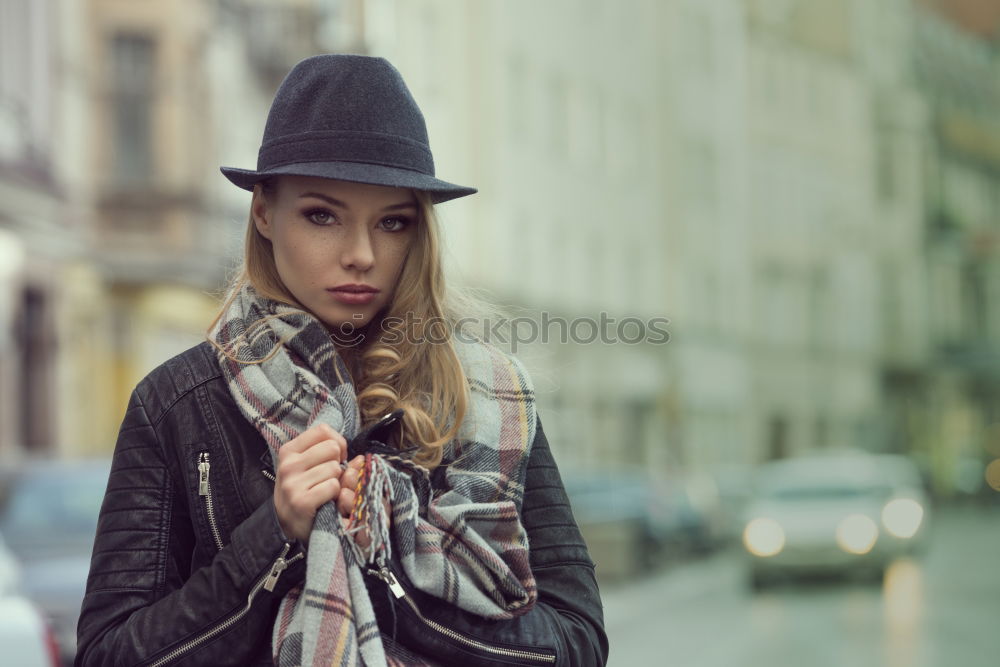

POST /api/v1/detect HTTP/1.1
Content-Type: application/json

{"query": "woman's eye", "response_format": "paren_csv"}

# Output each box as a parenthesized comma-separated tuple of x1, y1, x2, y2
(380, 216, 412, 232)
(304, 209, 335, 225)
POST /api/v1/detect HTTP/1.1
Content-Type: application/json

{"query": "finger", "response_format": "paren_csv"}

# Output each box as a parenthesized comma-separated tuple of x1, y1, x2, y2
(295, 461, 343, 491)
(280, 423, 335, 454)
(338, 487, 356, 516)
(346, 455, 365, 470)
(340, 467, 359, 492)
(281, 423, 346, 455)
(296, 439, 346, 469)
(353, 525, 371, 549)
(276, 462, 339, 509)
(301, 477, 340, 511)
(277, 445, 343, 484)
(284, 441, 343, 478)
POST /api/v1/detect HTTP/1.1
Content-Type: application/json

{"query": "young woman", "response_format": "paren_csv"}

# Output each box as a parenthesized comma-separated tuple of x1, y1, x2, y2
(76, 54, 608, 667)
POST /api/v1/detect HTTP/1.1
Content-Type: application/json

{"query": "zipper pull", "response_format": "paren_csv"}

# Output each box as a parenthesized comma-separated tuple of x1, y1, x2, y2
(372, 554, 406, 599)
(264, 545, 293, 592)
(383, 567, 405, 599)
(368, 554, 406, 598)
(198, 453, 210, 496)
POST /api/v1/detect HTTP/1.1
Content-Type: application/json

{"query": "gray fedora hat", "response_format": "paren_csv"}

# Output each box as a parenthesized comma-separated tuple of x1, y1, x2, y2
(220, 54, 476, 204)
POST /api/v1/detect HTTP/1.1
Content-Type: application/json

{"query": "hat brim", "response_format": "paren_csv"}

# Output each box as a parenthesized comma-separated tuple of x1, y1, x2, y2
(220, 161, 477, 204)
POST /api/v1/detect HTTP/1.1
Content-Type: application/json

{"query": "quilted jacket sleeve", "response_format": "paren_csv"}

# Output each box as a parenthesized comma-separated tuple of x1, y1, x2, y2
(75, 390, 301, 667)
(518, 417, 608, 666)
(366, 417, 610, 667)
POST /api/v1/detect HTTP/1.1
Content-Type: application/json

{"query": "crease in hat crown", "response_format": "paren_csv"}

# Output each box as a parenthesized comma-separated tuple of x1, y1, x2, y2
(220, 54, 476, 204)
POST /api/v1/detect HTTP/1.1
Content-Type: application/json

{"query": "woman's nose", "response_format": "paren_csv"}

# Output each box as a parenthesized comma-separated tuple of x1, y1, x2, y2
(340, 227, 375, 271)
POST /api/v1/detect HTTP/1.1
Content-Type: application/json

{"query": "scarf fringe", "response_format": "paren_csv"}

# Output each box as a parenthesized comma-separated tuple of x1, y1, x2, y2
(343, 454, 394, 567)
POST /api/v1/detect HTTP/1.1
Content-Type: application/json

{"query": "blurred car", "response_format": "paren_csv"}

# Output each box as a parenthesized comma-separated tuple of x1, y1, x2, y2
(644, 474, 722, 558)
(873, 453, 933, 554)
(0, 459, 112, 665)
(0, 533, 61, 667)
(561, 467, 717, 573)
(741, 451, 930, 590)
(710, 463, 756, 544)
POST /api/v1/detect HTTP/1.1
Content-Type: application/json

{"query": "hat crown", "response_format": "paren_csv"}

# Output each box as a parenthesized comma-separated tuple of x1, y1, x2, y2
(220, 53, 476, 203)
(262, 55, 429, 149)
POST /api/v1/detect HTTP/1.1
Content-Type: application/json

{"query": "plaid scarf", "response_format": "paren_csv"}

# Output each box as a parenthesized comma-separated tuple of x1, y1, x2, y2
(209, 284, 538, 666)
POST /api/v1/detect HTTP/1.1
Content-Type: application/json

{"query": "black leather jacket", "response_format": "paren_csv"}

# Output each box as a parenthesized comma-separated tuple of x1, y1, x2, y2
(76, 342, 609, 666)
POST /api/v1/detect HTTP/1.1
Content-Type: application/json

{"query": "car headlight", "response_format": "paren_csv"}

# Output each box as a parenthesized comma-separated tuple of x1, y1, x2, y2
(882, 498, 924, 539)
(743, 518, 785, 557)
(836, 514, 879, 554)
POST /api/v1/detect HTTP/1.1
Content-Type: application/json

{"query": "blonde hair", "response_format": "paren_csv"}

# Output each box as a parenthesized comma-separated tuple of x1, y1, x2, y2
(210, 178, 508, 470)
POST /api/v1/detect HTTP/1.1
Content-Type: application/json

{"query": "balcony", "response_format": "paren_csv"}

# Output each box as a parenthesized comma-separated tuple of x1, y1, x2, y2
(93, 186, 230, 287)
(935, 338, 1000, 378)
(240, 3, 324, 86)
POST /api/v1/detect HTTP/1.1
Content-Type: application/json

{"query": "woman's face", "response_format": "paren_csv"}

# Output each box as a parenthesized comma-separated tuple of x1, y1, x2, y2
(252, 175, 418, 331)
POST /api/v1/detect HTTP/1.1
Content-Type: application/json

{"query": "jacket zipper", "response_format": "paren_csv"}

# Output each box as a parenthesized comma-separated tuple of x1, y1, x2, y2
(197, 452, 225, 551)
(263, 547, 301, 592)
(147, 543, 303, 667)
(367, 557, 556, 665)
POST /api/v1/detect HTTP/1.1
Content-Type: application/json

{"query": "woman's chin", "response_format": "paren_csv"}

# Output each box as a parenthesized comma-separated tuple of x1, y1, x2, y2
(311, 302, 395, 345)
(320, 314, 377, 346)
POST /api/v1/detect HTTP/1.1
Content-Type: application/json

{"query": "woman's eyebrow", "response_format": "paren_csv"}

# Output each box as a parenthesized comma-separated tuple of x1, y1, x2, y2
(298, 192, 347, 207)
(383, 201, 418, 211)
(298, 192, 416, 211)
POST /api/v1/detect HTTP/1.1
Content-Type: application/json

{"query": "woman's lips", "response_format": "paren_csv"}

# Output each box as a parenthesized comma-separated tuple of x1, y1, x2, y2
(327, 287, 379, 305)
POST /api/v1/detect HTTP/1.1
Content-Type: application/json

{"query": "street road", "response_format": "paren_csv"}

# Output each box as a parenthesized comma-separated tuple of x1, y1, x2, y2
(601, 505, 999, 667)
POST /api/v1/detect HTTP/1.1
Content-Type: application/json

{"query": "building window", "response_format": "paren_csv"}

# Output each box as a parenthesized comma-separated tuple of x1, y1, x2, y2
(683, 138, 718, 209)
(879, 264, 901, 351)
(16, 286, 55, 450)
(109, 33, 155, 187)
(593, 90, 607, 167)
(814, 415, 829, 448)
(507, 56, 526, 140)
(0, 0, 52, 172)
(809, 268, 829, 351)
(684, 10, 714, 74)
(767, 414, 789, 461)
(876, 123, 896, 202)
(548, 74, 569, 158)
(567, 81, 593, 165)
(963, 263, 986, 340)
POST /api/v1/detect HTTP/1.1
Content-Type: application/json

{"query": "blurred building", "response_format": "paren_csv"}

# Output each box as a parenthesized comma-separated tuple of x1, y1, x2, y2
(0, 0, 364, 456)
(0, 0, 97, 458)
(84, 0, 251, 440)
(5, 0, 1000, 495)
(366, 0, 675, 470)
(79, 0, 369, 452)
(855, 2, 936, 465)
(743, 0, 904, 464)
(909, 0, 1000, 496)
(364, 0, 1000, 500)
(367, 0, 904, 476)
(659, 0, 753, 473)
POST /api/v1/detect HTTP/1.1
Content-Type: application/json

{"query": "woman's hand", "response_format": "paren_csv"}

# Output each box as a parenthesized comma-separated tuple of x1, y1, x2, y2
(273, 423, 348, 544)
